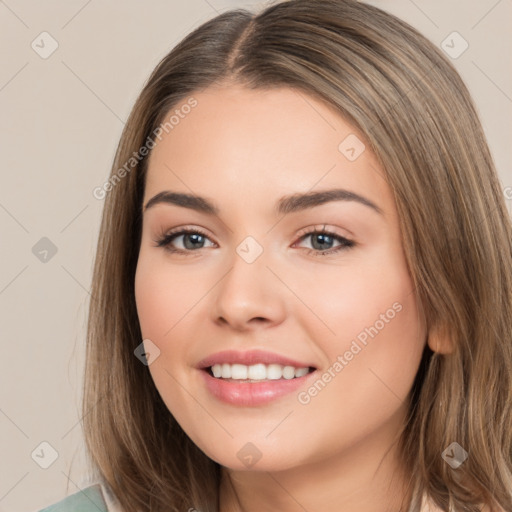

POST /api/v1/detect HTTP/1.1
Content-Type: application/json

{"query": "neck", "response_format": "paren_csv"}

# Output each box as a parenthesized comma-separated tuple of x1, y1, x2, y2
(219, 407, 413, 512)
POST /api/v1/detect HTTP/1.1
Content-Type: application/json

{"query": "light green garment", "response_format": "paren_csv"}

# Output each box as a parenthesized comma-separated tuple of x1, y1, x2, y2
(38, 484, 109, 512)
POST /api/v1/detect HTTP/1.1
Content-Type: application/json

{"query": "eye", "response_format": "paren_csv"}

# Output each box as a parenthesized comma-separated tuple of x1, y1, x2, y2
(153, 227, 216, 255)
(293, 225, 355, 257)
(153, 224, 355, 257)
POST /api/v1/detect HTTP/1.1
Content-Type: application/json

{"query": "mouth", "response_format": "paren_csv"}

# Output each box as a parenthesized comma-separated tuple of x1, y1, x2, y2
(197, 351, 318, 406)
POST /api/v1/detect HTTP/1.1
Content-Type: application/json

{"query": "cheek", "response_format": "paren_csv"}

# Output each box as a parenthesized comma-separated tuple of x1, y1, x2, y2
(300, 242, 425, 401)
(134, 252, 204, 340)
(134, 254, 202, 419)
(133, 249, 219, 378)
(133, 254, 193, 397)
(308, 253, 424, 416)
(287, 284, 424, 464)
(296, 243, 420, 347)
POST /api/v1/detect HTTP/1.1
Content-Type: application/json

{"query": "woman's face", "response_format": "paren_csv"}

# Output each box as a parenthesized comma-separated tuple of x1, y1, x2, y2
(134, 84, 427, 471)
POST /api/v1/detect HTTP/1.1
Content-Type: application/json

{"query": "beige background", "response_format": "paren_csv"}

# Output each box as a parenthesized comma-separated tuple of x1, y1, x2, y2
(0, 1, 510, 511)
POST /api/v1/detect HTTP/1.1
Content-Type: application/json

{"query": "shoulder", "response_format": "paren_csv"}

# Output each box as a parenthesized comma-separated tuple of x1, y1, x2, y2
(38, 483, 109, 512)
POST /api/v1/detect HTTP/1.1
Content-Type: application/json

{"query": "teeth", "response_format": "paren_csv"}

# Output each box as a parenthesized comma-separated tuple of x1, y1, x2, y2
(209, 363, 311, 381)
(221, 363, 231, 379)
(282, 366, 295, 379)
(248, 363, 266, 380)
(231, 364, 247, 379)
(267, 364, 283, 380)
(294, 367, 309, 377)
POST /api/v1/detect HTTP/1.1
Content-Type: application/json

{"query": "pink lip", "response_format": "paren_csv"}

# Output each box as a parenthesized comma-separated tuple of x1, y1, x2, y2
(196, 349, 317, 407)
(199, 368, 317, 406)
(196, 349, 315, 369)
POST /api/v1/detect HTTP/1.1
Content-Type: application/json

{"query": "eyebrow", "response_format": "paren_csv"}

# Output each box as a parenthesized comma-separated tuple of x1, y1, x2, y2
(143, 188, 383, 216)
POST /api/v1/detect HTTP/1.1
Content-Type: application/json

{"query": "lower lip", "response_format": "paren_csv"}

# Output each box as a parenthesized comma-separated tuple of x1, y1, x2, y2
(200, 369, 316, 406)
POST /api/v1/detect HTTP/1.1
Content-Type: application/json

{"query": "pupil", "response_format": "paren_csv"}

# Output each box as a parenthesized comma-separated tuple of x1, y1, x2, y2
(184, 233, 204, 249)
(313, 233, 332, 250)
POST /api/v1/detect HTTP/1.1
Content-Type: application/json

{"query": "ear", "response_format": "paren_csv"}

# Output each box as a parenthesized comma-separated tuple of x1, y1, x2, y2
(427, 321, 454, 355)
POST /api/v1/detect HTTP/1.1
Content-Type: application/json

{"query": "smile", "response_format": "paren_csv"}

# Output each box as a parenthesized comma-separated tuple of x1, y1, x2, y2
(209, 363, 312, 381)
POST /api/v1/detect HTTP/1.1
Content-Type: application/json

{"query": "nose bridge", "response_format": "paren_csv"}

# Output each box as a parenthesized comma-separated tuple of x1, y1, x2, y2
(221, 234, 272, 301)
(212, 234, 286, 327)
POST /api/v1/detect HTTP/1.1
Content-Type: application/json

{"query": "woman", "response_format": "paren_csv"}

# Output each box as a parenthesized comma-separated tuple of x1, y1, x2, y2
(39, 0, 512, 510)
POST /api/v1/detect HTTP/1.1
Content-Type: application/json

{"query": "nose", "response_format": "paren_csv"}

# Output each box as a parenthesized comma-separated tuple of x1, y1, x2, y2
(211, 246, 287, 331)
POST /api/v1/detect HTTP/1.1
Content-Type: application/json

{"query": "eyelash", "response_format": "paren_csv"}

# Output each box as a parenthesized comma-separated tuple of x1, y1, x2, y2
(153, 225, 355, 257)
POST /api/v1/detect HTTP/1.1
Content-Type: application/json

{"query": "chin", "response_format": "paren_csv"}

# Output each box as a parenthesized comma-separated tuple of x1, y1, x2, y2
(196, 438, 313, 473)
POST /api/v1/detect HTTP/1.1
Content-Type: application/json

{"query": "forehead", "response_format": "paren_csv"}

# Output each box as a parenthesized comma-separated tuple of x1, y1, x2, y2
(144, 85, 392, 216)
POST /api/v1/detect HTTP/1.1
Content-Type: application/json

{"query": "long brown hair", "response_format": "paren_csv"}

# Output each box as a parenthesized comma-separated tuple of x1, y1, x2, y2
(82, 1, 512, 510)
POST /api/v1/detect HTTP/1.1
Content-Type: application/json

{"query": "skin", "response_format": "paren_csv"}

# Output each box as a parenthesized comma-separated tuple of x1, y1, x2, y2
(134, 84, 440, 512)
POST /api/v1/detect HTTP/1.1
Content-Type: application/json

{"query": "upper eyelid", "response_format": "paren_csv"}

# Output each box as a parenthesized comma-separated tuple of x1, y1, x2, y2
(162, 224, 350, 237)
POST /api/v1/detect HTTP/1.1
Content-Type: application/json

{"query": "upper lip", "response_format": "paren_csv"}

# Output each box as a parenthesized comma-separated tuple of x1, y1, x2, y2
(196, 349, 316, 369)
